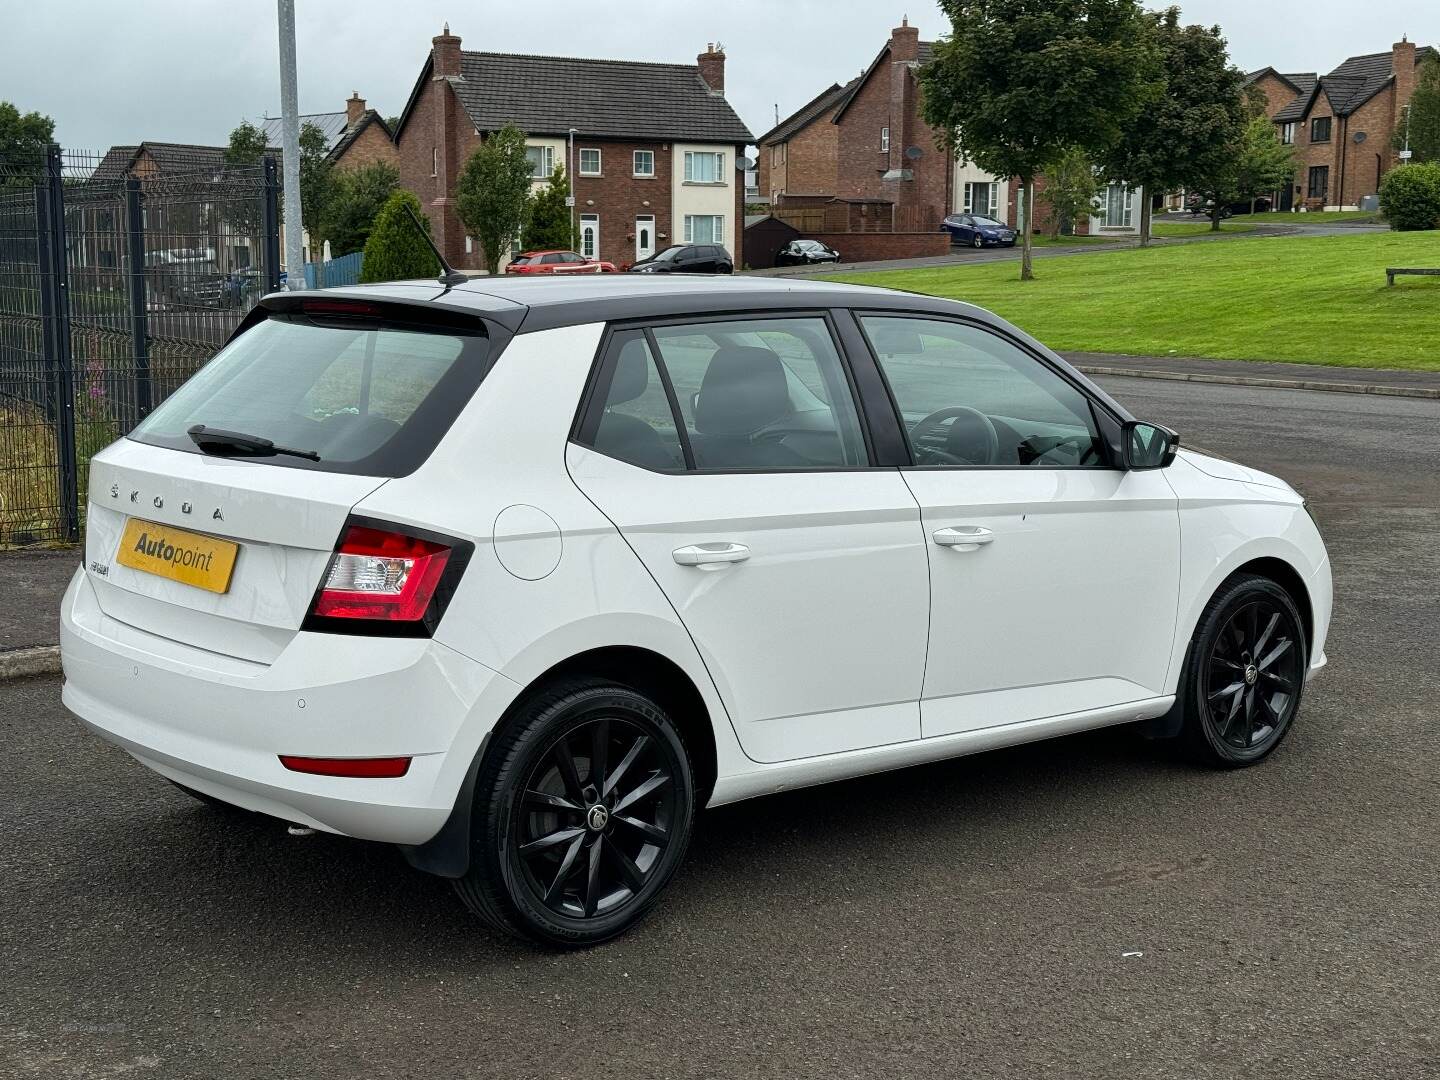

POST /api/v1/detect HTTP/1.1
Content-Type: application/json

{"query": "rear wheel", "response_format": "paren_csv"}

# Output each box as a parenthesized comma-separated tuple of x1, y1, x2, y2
(454, 681, 695, 947)
(1180, 574, 1307, 767)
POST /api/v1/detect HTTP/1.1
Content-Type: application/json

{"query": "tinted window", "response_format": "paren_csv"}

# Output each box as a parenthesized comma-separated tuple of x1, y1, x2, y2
(129, 313, 488, 476)
(862, 316, 1105, 468)
(540, 253, 563, 265)
(650, 317, 867, 470)
(583, 332, 685, 471)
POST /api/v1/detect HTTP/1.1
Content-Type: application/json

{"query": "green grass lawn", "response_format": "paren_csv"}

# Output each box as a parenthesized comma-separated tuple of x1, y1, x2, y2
(829, 231, 1440, 370)
(1227, 209, 1381, 225)
(1150, 221, 1257, 238)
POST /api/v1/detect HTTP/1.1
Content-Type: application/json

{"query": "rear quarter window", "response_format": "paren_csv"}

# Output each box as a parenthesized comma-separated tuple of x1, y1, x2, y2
(128, 311, 493, 477)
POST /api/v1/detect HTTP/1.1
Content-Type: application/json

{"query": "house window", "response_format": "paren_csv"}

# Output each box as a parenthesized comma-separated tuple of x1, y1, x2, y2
(683, 214, 724, 244)
(431, 147, 438, 177)
(1103, 183, 1134, 228)
(684, 151, 724, 183)
(525, 144, 555, 179)
(580, 213, 599, 259)
(633, 149, 655, 177)
(880, 126, 890, 153)
(1281, 122, 1296, 145)
(1310, 116, 1332, 143)
(1307, 165, 1329, 201)
(579, 148, 601, 176)
(963, 181, 999, 219)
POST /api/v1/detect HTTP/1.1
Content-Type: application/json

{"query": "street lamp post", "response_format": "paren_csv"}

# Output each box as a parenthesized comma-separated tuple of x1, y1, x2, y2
(276, 0, 305, 289)
(567, 128, 577, 245)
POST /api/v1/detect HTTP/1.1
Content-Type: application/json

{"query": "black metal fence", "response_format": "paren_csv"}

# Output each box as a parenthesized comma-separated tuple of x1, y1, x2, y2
(0, 145, 280, 545)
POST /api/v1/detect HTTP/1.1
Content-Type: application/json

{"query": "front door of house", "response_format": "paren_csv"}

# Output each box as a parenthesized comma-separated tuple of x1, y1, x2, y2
(635, 215, 655, 263)
(580, 214, 599, 261)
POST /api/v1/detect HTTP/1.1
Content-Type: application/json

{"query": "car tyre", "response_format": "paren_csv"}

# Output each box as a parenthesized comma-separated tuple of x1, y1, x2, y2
(454, 680, 695, 947)
(1179, 574, 1307, 768)
(971, 235, 984, 248)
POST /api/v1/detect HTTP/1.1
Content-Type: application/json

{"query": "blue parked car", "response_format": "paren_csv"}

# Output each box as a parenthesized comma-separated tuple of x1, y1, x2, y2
(941, 213, 1017, 248)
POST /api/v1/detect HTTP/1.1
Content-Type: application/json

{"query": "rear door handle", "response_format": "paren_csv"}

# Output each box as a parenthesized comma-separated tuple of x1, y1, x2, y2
(932, 526, 994, 550)
(672, 542, 751, 567)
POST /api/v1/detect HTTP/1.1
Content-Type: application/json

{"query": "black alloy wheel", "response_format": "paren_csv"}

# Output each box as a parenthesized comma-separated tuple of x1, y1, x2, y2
(455, 682, 694, 947)
(1182, 574, 1307, 766)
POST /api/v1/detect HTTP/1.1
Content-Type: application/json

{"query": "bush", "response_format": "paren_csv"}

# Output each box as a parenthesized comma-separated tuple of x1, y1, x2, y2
(321, 162, 400, 257)
(359, 190, 439, 283)
(1379, 163, 1440, 231)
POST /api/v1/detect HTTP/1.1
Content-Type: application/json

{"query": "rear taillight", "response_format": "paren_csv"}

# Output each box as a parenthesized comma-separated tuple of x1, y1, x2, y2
(303, 519, 471, 636)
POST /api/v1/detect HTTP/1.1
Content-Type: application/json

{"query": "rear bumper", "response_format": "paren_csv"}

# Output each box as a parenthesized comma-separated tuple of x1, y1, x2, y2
(59, 568, 515, 845)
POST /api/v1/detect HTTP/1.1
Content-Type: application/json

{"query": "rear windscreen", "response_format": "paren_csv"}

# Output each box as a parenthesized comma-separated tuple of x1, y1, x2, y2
(129, 311, 491, 476)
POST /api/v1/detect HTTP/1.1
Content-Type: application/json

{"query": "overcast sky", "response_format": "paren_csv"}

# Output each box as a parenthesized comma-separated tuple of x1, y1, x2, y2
(5, 0, 1436, 152)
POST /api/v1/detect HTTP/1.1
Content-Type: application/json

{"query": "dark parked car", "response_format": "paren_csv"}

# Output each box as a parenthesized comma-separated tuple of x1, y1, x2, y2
(941, 213, 1017, 248)
(775, 239, 841, 267)
(628, 244, 733, 274)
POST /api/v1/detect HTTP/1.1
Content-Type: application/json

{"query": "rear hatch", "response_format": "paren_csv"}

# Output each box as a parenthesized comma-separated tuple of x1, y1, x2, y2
(84, 297, 497, 664)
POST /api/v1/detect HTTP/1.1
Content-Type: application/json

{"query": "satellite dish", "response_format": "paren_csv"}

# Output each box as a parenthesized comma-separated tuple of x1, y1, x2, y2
(736, 155, 756, 170)
(1353, 131, 1367, 144)
(905, 145, 924, 160)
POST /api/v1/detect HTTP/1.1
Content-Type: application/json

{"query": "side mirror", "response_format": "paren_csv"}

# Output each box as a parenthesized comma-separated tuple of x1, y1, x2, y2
(1122, 420, 1179, 470)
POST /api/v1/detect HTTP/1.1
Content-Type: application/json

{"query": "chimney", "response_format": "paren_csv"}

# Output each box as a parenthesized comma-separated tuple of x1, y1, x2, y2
(1393, 36, 1418, 109)
(698, 43, 726, 95)
(346, 91, 366, 127)
(890, 16, 920, 64)
(433, 23, 461, 79)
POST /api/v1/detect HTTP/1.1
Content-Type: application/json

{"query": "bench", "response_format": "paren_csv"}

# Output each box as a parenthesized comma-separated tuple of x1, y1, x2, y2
(1386, 267, 1440, 286)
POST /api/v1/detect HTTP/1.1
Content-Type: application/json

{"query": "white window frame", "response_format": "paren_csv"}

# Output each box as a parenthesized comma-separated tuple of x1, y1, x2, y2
(1102, 182, 1134, 228)
(880, 126, 890, 153)
(579, 148, 602, 176)
(963, 181, 999, 219)
(683, 151, 725, 184)
(632, 149, 655, 177)
(683, 214, 724, 244)
(1281, 121, 1296, 145)
(431, 147, 438, 177)
(525, 144, 555, 180)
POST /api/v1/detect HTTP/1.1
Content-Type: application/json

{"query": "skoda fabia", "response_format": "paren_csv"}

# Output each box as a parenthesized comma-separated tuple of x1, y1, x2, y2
(60, 275, 1331, 946)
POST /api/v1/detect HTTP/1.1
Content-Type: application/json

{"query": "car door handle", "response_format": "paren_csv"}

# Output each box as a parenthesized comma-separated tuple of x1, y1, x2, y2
(672, 542, 751, 567)
(932, 526, 995, 550)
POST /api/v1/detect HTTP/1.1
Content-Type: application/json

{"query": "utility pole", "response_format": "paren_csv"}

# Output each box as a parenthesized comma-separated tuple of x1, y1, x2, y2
(277, 0, 305, 288)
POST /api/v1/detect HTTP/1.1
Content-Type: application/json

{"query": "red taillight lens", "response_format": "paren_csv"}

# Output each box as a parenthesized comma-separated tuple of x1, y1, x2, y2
(313, 525, 451, 622)
(279, 755, 412, 778)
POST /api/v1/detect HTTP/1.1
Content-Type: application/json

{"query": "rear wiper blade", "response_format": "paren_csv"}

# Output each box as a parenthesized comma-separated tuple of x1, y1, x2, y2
(187, 424, 321, 462)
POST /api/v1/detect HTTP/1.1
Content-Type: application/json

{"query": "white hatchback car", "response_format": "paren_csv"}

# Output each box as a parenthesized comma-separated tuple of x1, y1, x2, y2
(60, 275, 1331, 945)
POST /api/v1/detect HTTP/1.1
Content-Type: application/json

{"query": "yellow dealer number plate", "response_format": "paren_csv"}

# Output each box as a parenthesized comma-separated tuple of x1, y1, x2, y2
(115, 519, 239, 594)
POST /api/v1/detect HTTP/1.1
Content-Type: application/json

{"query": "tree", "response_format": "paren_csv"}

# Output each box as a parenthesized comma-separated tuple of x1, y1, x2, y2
(1394, 55, 1440, 163)
(225, 120, 268, 167)
(1038, 148, 1100, 238)
(1101, 9, 1247, 245)
(455, 123, 534, 274)
(1191, 112, 1294, 229)
(320, 161, 399, 257)
(297, 120, 333, 250)
(0, 101, 54, 166)
(359, 189, 439, 282)
(525, 164, 577, 250)
(921, 0, 1162, 280)
(1379, 162, 1440, 230)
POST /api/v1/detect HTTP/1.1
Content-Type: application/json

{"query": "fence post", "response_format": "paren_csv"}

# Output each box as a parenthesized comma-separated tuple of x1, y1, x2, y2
(262, 157, 281, 293)
(43, 144, 80, 542)
(124, 177, 151, 420)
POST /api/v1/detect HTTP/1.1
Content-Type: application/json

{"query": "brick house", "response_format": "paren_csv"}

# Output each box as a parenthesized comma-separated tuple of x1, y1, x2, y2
(1249, 38, 1434, 210)
(393, 26, 753, 270)
(758, 18, 1143, 240)
(328, 93, 399, 173)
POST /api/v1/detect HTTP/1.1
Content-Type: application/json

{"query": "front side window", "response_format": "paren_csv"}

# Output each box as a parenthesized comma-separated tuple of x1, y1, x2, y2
(684, 151, 724, 183)
(579, 148, 601, 176)
(632, 149, 655, 177)
(590, 317, 868, 471)
(525, 144, 555, 179)
(963, 181, 999, 218)
(130, 312, 487, 476)
(683, 214, 724, 244)
(1103, 183, 1134, 228)
(1310, 116, 1332, 142)
(861, 315, 1105, 468)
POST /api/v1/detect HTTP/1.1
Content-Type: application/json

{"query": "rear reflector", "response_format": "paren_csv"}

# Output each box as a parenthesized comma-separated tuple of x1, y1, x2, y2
(279, 755, 412, 778)
(312, 525, 451, 622)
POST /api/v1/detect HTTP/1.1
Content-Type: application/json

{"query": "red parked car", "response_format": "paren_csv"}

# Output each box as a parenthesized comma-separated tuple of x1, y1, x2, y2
(504, 250, 617, 275)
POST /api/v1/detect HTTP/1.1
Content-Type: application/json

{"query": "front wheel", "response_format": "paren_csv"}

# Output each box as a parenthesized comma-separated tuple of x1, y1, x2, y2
(1180, 574, 1307, 767)
(971, 234, 984, 248)
(454, 681, 695, 947)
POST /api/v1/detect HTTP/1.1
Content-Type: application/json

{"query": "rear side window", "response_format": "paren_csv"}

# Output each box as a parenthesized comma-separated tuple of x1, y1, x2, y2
(129, 311, 490, 476)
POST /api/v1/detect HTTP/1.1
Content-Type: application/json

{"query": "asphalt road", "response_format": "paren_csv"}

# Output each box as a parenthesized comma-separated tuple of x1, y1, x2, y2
(3, 377, 1437, 1080)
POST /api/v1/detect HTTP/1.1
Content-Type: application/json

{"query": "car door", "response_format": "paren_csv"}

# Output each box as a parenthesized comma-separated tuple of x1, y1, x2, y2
(856, 312, 1181, 737)
(567, 316, 930, 763)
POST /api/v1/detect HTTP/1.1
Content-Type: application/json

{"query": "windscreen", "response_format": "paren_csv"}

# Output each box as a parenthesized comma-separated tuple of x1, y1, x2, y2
(129, 311, 491, 476)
